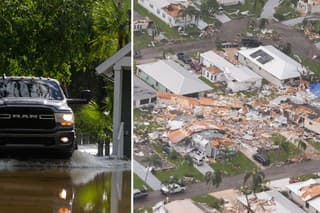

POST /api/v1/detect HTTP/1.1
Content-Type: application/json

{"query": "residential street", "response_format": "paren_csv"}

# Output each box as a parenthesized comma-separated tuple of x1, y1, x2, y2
(281, 17, 305, 26)
(137, 19, 320, 64)
(135, 159, 320, 209)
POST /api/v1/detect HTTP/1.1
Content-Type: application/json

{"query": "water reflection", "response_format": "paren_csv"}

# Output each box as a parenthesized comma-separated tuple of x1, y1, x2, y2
(0, 167, 131, 212)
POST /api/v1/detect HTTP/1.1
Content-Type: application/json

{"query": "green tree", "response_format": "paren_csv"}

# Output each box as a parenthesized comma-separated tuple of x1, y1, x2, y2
(184, 155, 193, 167)
(200, 0, 219, 17)
(243, 168, 266, 195)
(205, 170, 222, 189)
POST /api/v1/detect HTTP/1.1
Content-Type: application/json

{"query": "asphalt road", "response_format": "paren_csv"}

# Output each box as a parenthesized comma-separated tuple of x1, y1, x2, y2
(135, 159, 320, 209)
(136, 18, 320, 64)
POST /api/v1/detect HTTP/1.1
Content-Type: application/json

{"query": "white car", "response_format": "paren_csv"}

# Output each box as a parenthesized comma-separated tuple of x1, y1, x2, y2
(160, 183, 186, 195)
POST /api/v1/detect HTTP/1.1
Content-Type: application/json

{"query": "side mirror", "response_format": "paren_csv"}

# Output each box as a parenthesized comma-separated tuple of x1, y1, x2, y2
(67, 90, 91, 105)
(81, 90, 91, 101)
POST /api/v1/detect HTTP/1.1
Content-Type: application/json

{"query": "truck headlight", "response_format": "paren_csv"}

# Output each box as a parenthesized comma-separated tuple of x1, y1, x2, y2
(55, 113, 74, 126)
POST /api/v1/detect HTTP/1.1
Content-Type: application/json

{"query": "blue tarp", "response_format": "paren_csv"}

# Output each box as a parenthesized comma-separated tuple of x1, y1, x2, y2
(310, 83, 320, 98)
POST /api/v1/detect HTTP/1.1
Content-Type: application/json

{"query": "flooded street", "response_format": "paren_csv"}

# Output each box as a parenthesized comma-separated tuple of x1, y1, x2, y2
(0, 146, 131, 213)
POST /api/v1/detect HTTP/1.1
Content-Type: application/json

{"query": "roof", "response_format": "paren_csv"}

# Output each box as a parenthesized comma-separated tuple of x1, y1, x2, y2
(204, 66, 222, 74)
(162, 3, 185, 18)
(224, 65, 262, 82)
(211, 138, 235, 148)
(165, 199, 203, 213)
(168, 120, 223, 144)
(136, 60, 211, 95)
(96, 43, 131, 75)
(238, 45, 302, 80)
(200, 50, 234, 71)
(237, 190, 305, 213)
(134, 75, 157, 101)
(200, 50, 261, 83)
(286, 178, 320, 210)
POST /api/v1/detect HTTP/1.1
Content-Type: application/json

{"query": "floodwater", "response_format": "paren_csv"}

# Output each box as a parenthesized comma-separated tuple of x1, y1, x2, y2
(0, 147, 131, 213)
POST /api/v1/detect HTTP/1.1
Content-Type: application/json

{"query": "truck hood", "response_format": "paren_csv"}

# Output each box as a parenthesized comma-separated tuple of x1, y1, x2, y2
(0, 98, 70, 110)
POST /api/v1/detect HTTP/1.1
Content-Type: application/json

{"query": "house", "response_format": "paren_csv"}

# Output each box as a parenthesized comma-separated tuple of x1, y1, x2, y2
(95, 43, 131, 159)
(134, 18, 153, 32)
(138, 0, 189, 27)
(296, 0, 320, 15)
(211, 138, 238, 159)
(200, 50, 262, 92)
(201, 66, 225, 83)
(136, 60, 211, 97)
(280, 102, 320, 134)
(237, 190, 305, 213)
(192, 134, 212, 157)
(286, 178, 320, 212)
(134, 75, 157, 108)
(153, 199, 204, 213)
(224, 66, 262, 92)
(238, 45, 306, 86)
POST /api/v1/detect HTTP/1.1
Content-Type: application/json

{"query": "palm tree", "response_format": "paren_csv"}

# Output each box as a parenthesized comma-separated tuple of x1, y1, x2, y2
(205, 170, 222, 190)
(243, 168, 265, 196)
(298, 140, 307, 157)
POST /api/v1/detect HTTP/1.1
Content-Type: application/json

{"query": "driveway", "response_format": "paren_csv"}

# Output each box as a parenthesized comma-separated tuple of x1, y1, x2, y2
(194, 162, 214, 175)
(134, 160, 162, 190)
(260, 0, 281, 19)
(214, 13, 231, 23)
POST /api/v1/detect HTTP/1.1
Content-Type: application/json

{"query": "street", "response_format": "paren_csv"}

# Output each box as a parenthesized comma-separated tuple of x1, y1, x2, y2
(135, 159, 320, 209)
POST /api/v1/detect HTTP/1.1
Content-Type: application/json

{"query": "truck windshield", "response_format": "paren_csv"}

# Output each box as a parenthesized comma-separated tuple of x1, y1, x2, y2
(0, 79, 64, 100)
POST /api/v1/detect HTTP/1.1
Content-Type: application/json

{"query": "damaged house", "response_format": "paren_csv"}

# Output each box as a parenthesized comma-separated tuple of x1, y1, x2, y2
(200, 50, 262, 92)
(280, 102, 320, 134)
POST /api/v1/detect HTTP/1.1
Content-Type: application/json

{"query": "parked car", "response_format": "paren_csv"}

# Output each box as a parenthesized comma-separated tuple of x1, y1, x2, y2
(177, 52, 185, 60)
(160, 183, 186, 195)
(192, 155, 204, 166)
(182, 55, 192, 64)
(133, 188, 148, 200)
(253, 153, 270, 166)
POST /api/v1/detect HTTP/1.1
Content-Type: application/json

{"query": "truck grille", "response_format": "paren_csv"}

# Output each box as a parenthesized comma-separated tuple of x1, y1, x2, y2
(0, 107, 55, 130)
(0, 137, 55, 146)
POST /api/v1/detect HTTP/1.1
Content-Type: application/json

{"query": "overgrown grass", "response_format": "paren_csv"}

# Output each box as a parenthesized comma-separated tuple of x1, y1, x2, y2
(309, 141, 320, 150)
(260, 134, 300, 163)
(224, 0, 268, 18)
(134, 174, 152, 191)
(210, 152, 257, 176)
(134, 31, 153, 50)
(192, 194, 224, 210)
(274, 0, 300, 21)
(301, 56, 320, 77)
(292, 173, 320, 181)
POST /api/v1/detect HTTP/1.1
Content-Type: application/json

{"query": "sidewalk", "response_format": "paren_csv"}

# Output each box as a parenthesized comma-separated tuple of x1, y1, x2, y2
(134, 160, 162, 190)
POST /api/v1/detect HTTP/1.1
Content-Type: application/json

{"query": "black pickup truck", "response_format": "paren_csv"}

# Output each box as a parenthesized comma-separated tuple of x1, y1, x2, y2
(0, 76, 90, 158)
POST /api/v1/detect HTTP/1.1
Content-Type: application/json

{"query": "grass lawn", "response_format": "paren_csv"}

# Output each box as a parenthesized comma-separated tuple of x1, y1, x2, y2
(309, 141, 320, 151)
(134, 31, 153, 50)
(274, 0, 300, 21)
(155, 160, 204, 183)
(210, 152, 257, 176)
(199, 76, 218, 92)
(224, 0, 268, 18)
(134, 0, 180, 40)
(301, 56, 320, 77)
(260, 134, 301, 163)
(192, 194, 224, 210)
(134, 174, 152, 191)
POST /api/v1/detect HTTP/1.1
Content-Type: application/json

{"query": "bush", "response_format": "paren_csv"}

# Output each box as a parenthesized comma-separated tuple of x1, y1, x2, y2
(169, 150, 179, 161)
(274, 13, 285, 21)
